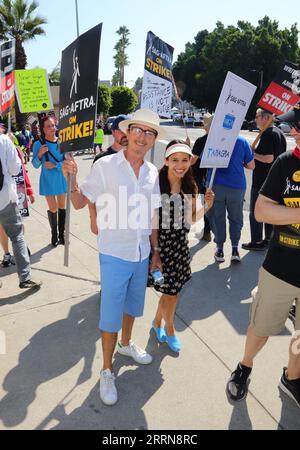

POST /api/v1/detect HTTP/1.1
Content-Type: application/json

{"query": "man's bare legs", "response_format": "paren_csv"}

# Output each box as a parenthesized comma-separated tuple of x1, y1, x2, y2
(241, 325, 269, 368)
(101, 314, 135, 371)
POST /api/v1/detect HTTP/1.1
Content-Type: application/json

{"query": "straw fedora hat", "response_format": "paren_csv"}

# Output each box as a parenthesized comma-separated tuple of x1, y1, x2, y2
(119, 108, 166, 139)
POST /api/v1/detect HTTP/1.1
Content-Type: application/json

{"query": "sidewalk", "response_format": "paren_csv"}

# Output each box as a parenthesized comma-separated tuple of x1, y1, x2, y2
(0, 154, 299, 430)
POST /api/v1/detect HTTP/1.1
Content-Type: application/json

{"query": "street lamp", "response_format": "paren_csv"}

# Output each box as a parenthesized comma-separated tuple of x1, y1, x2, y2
(75, 0, 80, 37)
(250, 68, 263, 92)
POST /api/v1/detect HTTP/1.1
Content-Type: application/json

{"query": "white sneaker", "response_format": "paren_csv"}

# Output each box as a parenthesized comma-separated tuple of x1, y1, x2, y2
(99, 369, 118, 406)
(117, 341, 152, 365)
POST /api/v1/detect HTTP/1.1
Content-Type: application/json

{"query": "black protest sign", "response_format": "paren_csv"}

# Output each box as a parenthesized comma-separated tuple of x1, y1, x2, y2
(59, 24, 102, 153)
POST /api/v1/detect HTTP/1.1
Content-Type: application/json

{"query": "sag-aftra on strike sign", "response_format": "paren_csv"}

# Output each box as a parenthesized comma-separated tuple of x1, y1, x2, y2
(258, 61, 300, 116)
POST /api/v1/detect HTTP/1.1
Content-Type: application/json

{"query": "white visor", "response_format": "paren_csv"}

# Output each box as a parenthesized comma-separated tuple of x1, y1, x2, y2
(165, 143, 193, 159)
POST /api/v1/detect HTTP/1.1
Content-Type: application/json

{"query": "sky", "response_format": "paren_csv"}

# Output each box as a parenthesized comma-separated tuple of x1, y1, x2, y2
(24, 0, 299, 86)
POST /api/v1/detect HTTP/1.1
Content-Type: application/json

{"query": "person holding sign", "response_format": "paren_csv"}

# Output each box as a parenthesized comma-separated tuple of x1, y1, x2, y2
(32, 116, 67, 247)
(0, 133, 41, 290)
(150, 140, 214, 353)
(242, 109, 286, 251)
(207, 136, 255, 263)
(63, 109, 164, 406)
(227, 102, 300, 407)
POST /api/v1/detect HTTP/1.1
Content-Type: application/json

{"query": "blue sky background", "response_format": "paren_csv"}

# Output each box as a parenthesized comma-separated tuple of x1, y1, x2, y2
(24, 0, 299, 86)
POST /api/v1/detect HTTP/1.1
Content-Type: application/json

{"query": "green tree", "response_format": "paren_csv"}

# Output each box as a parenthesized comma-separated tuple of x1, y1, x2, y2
(173, 17, 300, 118)
(48, 61, 61, 86)
(133, 76, 143, 94)
(0, 0, 47, 69)
(112, 25, 130, 87)
(111, 69, 120, 87)
(0, 0, 47, 125)
(97, 84, 112, 117)
(110, 86, 137, 116)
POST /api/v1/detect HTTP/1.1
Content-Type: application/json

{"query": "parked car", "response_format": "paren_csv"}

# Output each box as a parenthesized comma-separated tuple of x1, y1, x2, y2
(194, 118, 204, 127)
(277, 122, 291, 133)
(183, 116, 195, 126)
(104, 116, 116, 134)
(241, 120, 249, 130)
(247, 119, 259, 132)
(172, 113, 183, 123)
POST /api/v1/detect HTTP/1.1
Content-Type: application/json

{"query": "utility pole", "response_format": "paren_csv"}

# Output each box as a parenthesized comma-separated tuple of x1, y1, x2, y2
(75, 0, 80, 37)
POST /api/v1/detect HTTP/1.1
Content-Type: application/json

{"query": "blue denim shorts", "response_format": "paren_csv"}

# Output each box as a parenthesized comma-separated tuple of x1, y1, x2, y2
(99, 254, 149, 332)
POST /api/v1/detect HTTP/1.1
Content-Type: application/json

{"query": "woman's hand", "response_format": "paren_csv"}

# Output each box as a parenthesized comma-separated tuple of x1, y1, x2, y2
(150, 251, 163, 274)
(38, 144, 48, 160)
(44, 161, 56, 169)
(204, 189, 215, 210)
(29, 194, 35, 204)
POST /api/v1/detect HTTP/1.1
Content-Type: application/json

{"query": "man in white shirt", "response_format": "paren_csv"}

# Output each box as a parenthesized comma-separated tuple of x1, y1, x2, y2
(0, 134, 41, 290)
(63, 109, 164, 405)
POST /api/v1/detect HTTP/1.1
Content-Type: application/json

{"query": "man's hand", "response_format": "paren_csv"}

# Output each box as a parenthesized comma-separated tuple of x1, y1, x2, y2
(29, 194, 35, 204)
(62, 154, 78, 180)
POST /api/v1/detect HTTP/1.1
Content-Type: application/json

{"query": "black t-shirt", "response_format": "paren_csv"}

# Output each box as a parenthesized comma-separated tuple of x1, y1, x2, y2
(93, 146, 117, 164)
(192, 135, 208, 193)
(252, 126, 286, 189)
(261, 150, 300, 287)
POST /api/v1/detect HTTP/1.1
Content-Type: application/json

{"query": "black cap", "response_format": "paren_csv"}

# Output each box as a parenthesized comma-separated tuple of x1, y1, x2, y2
(111, 114, 128, 131)
(277, 102, 300, 130)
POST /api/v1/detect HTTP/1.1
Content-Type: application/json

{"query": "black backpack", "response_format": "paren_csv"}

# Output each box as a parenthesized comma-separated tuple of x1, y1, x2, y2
(0, 157, 4, 191)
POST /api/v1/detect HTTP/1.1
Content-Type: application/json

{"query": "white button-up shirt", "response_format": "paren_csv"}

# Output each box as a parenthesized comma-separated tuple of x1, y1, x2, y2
(0, 134, 21, 211)
(80, 150, 161, 262)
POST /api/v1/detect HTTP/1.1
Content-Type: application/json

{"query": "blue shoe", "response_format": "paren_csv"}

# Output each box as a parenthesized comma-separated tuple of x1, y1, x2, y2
(152, 321, 167, 343)
(165, 333, 181, 353)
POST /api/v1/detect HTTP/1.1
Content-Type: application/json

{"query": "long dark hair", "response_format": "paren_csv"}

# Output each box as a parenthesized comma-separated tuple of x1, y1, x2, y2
(159, 139, 198, 196)
(39, 114, 55, 142)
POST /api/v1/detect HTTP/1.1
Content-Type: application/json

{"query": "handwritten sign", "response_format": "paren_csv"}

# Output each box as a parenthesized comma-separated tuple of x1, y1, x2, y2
(15, 68, 53, 113)
(141, 31, 174, 118)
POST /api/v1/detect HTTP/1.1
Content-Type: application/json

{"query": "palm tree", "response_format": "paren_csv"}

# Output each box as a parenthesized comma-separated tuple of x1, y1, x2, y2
(48, 61, 61, 86)
(113, 26, 130, 86)
(0, 0, 47, 68)
(0, 0, 47, 125)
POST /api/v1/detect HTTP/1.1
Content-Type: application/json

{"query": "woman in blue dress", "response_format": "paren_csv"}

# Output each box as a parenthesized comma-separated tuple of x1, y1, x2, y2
(32, 116, 67, 247)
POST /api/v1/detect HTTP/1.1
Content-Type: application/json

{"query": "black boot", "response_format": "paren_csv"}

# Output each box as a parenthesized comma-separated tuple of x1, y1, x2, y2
(58, 208, 66, 245)
(47, 210, 58, 247)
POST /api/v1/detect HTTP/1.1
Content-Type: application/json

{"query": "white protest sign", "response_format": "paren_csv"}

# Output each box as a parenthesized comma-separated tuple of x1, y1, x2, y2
(200, 72, 256, 168)
(141, 31, 174, 118)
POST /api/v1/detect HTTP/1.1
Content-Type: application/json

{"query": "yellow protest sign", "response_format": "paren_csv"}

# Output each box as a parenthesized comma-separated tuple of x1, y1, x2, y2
(15, 68, 53, 113)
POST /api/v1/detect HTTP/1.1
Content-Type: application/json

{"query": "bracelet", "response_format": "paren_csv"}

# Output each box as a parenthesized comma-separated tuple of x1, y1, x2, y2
(152, 246, 160, 252)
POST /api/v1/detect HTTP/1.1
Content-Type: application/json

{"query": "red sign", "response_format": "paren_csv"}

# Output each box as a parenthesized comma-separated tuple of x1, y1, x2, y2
(258, 61, 300, 116)
(1, 71, 15, 115)
(258, 81, 300, 115)
(0, 39, 16, 115)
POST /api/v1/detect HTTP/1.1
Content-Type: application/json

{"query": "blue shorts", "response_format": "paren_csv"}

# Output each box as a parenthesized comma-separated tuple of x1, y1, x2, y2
(99, 254, 149, 332)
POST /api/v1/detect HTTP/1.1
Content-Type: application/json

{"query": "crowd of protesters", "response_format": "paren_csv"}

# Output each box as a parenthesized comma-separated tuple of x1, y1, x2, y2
(1, 105, 300, 410)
